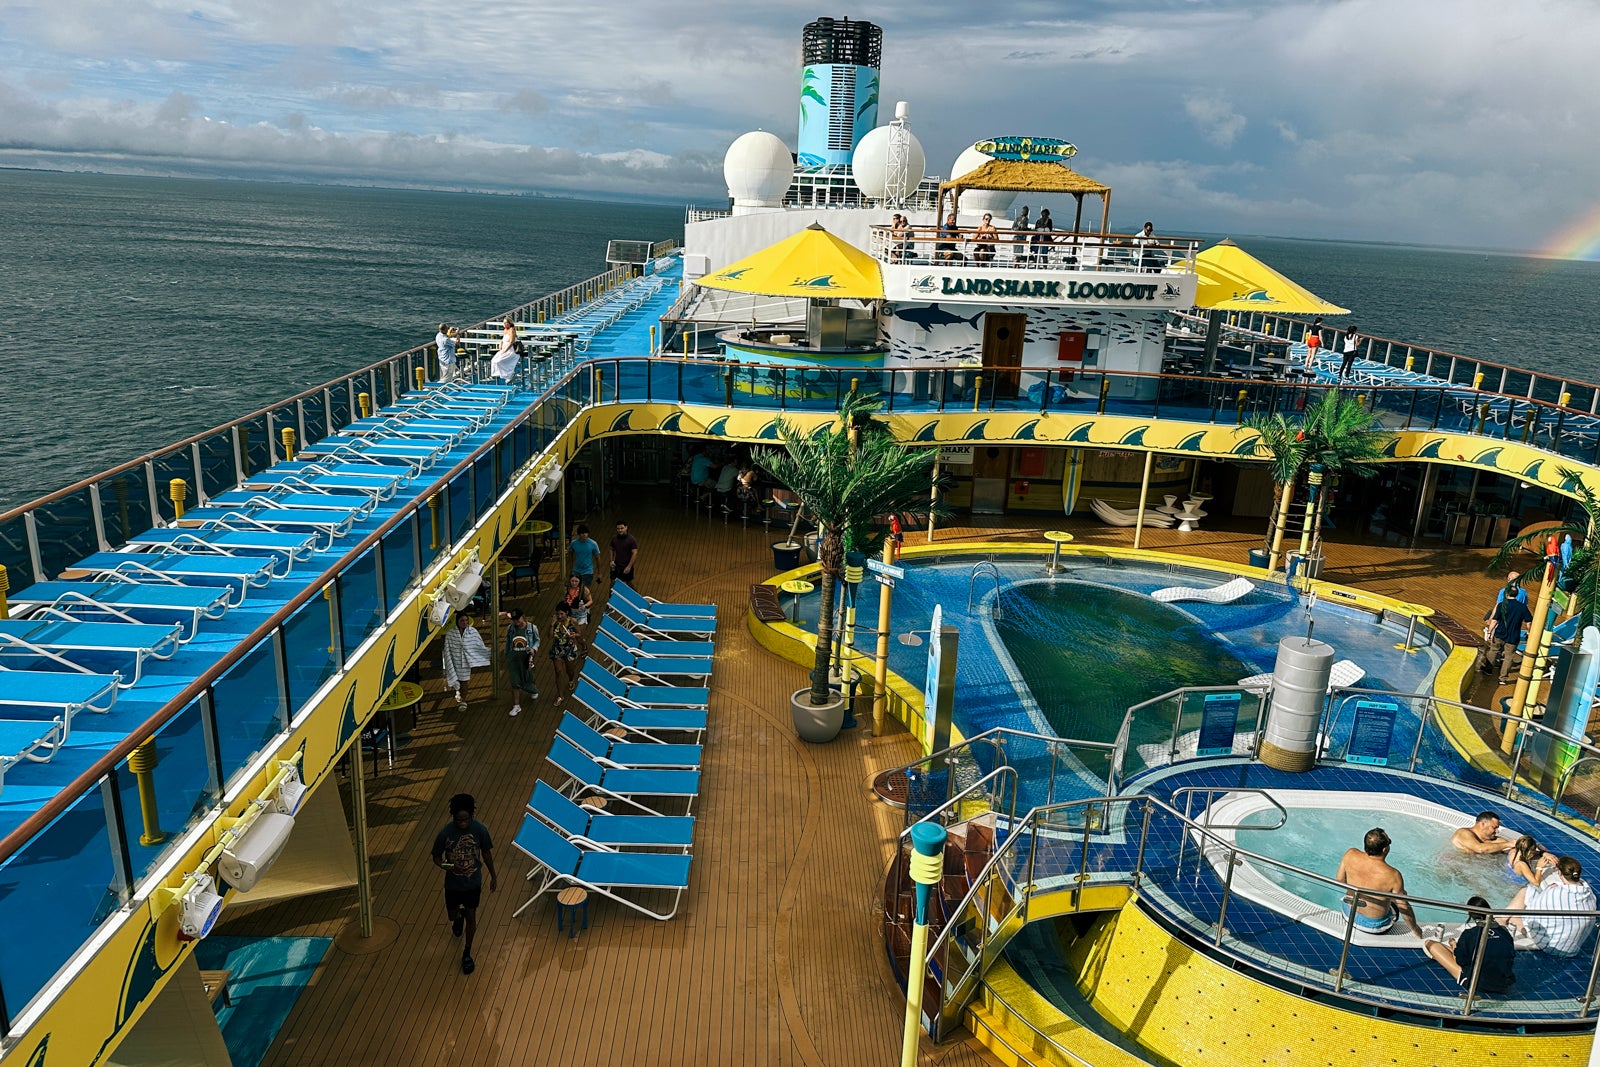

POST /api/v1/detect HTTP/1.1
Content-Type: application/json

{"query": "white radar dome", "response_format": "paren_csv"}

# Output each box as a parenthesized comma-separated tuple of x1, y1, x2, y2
(949, 146, 1017, 217)
(724, 131, 793, 212)
(851, 125, 926, 202)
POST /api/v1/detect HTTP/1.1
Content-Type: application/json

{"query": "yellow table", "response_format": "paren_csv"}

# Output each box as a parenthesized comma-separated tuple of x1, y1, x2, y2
(519, 519, 553, 537)
(779, 579, 814, 623)
(1044, 530, 1074, 574)
(373, 681, 424, 768)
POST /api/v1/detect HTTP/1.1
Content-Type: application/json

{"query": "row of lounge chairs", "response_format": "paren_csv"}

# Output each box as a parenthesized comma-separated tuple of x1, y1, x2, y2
(0, 380, 513, 795)
(512, 581, 720, 922)
(1091, 499, 1175, 529)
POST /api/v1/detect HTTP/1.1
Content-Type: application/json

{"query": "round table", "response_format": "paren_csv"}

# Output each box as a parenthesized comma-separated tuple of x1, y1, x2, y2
(1043, 530, 1074, 574)
(520, 519, 553, 537)
(373, 681, 424, 767)
(555, 886, 589, 938)
(779, 579, 814, 623)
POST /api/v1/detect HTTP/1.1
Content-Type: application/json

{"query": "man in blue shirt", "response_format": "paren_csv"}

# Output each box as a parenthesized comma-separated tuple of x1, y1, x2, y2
(1482, 588, 1534, 683)
(568, 524, 600, 590)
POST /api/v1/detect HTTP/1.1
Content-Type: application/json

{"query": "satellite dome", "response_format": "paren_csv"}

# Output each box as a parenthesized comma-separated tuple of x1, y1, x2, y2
(851, 124, 926, 201)
(724, 131, 793, 211)
(949, 146, 1017, 216)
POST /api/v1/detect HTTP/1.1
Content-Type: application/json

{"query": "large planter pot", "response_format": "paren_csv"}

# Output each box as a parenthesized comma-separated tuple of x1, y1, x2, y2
(790, 687, 847, 743)
(771, 541, 803, 571)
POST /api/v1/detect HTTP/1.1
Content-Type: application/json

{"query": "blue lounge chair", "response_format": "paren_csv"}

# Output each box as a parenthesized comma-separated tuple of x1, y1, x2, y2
(173, 506, 359, 545)
(580, 661, 708, 709)
(208, 489, 378, 517)
(509, 812, 692, 920)
(545, 736, 698, 815)
(122, 528, 313, 573)
(72, 551, 278, 598)
(528, 781, 693, 851)
(0, 618, 183, 687)
(608, 595, 716, 639)
(570, 679, 707, 741)
(590, 630, 711, 683)
(242, 468, 402, 502)
(556, 712, 701, 769)
(596, 617, 713, 659)
(611, 581, 716, 618)
(9, 581, 232, 640)
(0, 670, 121, 791)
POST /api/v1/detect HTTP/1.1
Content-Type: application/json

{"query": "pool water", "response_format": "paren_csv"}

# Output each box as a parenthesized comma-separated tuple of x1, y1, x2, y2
(995, 582, 1252, 741)
(1235, 805, 1523, 923)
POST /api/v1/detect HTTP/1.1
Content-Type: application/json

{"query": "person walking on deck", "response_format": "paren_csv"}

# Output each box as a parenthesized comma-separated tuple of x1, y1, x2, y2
(442, 612, 490, 711)
(435, 324, 459, 384)
(608, 520, 639, 586)
(1338, 326, 1360, 379)
(432, 793, 497, 976)
(1482, 584, 1533, 683)
(502, 608, 539, 717)
(569, 524, 600, 590)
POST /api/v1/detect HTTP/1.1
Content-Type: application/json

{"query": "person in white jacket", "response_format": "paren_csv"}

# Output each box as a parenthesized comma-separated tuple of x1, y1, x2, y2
(442, 612, 492, 710)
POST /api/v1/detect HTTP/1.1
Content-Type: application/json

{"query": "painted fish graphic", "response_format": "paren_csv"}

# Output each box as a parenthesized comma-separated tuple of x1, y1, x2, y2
(891, 303, 983, 332)
(792, 275, 839, 289)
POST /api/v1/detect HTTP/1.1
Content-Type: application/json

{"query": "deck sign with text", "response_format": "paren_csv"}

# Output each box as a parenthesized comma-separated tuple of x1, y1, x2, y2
(1346, 699, 1400, 766)
(1195, 692, 1242, 757)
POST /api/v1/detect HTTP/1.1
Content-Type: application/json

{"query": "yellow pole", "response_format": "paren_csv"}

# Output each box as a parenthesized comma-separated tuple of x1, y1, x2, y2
(900, 823, 948, 1067)
(683, 329, 691, 356)
(281, 427, 296, 463)
(538, 309, 546, 324)
(428, 494, 441, 550)
(871, 541, 896, 736)
(1132, 451, 1154, 550)
(1504, 546, 1558, 753)
(1295, 464, 1324, 562)
(128, 738, 166, 845)
(649, 325, 657, 354)
(0, 564, 8, 620)
(358, 391, 371, 418)
(1473, 370, 1485, 390)
(169, 479, 187, 520)
(972, 375, 983, 412)
(415, 366, 426, 391)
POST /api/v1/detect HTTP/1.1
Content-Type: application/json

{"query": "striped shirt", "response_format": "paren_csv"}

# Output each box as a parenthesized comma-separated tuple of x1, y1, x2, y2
(1526, 876, 1598, 956)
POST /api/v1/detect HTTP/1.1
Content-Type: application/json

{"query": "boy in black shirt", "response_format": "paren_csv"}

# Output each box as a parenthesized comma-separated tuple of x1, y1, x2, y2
(431, 793, 497, 975)
(1422, 895, 1515, 992)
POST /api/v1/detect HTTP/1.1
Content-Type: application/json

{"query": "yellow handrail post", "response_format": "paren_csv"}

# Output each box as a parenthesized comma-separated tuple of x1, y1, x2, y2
(972, 375, 983, 412)
(1236, 388, 1248, 422)
(169, 479, 187, 520)
(128, 738, 167, 845)
(649, 325, 657, 354)
(871, 540, 896, 736)
(1504, 541, 1559, 754)
(281, 427, 296, 463)
(0, 564, 8, 620)
(414, 366, 426, 391)
(900, 822, 948, 1067)
(428, 494, 441, 551)
(358, 391, 371, 418)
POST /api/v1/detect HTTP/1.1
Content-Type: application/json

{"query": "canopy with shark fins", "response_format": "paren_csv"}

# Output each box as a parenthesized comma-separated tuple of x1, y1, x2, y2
(696, 223, 884, 300)
(1193, 239, 1350, 314)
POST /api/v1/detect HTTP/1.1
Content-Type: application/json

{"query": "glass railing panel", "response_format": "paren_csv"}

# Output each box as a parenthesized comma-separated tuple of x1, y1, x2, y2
(211, 637, 288, 787)
(236, 413, 272, 479)
(196, 430, 237, 501)
(612, 358, 650, 403)
(116, 698, 216, 885)
(473, 454, 495, 521)
(328, 383, 354, 436)
(1409, 388, 1445, 430)
(0, 515, 37, 589)
(150, 449, 193, 526)
(381, 512, 421, 613)
(98, 467, 154, 550)
(29, 487, 100, 585)
(0, 785, 120, 1021)
(302, 390, 329, 446)
(421, 491, 451, 572)
(448, 470, 473, 544)
(678, 362, 720, 407)
(283, 597, 339, 714)
(339, 547, 385, 661)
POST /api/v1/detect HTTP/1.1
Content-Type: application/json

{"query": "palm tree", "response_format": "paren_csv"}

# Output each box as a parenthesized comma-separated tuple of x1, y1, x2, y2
(1490, 468, 1599, 629)
(756, 393, 939, 710)
(1247, 392, 1391, 572)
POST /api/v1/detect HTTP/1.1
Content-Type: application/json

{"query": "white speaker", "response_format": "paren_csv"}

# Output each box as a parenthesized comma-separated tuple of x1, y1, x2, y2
(177, 874, 225, 941)
(442, 562, 484, 611)
(219, 812, 296, 893)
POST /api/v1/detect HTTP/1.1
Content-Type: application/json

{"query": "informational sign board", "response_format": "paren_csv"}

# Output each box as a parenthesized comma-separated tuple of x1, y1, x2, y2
(1346, 699, 1400, 766)
(922, 604, 959, 755)
(937, 445, 974, 467)
(1195, 692, 1242, 756)
(866, 558, 905, 580)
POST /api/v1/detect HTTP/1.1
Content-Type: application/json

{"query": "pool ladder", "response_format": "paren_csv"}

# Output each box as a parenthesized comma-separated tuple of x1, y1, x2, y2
(966, 559, 1003, 619)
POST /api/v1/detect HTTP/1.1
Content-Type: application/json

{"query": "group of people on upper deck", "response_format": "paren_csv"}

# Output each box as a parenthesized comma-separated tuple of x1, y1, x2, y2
(1334, 809, 1596, 994)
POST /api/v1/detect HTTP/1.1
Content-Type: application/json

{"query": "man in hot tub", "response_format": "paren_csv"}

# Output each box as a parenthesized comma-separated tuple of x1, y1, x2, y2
(1451, 810, 1516, 855)
(1335, 827, 1425, 936)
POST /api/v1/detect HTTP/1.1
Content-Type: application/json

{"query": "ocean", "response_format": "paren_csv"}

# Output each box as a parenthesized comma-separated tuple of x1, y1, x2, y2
(1, 169, 1597, 509)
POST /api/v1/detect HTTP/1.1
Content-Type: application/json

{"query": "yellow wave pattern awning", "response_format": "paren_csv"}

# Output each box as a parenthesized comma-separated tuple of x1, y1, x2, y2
(1193, 239, 1350, 314)
(696, 223, 884, 300)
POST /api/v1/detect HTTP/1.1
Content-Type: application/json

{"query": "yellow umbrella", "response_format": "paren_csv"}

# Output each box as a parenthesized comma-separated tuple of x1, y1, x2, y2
(1192, 239, 1350, 314)
(696, 223, 884, 300)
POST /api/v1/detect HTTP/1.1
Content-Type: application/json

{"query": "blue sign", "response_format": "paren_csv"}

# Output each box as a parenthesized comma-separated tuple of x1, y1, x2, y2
(1346, 699, 1399, 766)
(1196, 692, 1242, 756)
(973, 136, 1078, 162)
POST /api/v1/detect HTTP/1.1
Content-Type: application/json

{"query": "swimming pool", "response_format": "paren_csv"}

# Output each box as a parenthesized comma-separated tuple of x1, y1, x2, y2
(1206, 790, 1534, 943)
(790, 553, 1447, 747)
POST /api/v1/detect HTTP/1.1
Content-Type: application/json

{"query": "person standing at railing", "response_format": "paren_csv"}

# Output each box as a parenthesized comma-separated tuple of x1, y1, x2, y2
(889, 214, 911, 263)
(1303, 326, 1321, 368)
(1012, 206, 1031, 265)
(435, 323, 459, 384)
(936, 211, 960, 262)
(1421, 895, 1515, 992)
(1137, 221, 1161, 272)
(973, 213, 999, 264)
(1339, 326, 1361, 380)
(1032, 208, 1054, 266)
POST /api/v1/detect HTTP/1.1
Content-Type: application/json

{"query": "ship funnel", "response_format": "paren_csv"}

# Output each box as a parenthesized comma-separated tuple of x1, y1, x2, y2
(796, 17, 883, 170)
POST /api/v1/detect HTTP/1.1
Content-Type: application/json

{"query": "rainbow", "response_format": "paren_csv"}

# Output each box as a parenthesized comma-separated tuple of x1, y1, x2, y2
(1537, 203, 1600, 260)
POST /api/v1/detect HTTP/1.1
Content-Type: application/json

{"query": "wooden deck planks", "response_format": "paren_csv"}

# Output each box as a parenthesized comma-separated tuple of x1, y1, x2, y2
(221, 496, 1508, 1066)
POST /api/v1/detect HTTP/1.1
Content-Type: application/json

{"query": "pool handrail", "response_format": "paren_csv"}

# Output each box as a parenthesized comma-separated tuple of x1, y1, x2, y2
(909, 788, 1600, 1037)
(895, 766, 1019, 846)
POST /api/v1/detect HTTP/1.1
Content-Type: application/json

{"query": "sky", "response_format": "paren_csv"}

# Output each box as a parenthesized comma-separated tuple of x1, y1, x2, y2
(1, 0, 1597, 254)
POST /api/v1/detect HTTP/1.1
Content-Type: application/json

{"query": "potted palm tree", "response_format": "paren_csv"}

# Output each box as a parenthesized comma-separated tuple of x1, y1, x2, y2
(1247, 392, 1391, 573)
(757, 393, 938, 742)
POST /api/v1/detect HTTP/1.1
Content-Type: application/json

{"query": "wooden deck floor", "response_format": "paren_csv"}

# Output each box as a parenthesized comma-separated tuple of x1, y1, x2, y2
(222, 495, 1518, 1067)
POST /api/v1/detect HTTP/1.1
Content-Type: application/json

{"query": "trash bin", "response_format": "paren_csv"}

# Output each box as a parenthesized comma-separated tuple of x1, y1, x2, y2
(804, 532, 820, 562)
(1248, 548, 1270, 569)
(771, 541, 803, 571)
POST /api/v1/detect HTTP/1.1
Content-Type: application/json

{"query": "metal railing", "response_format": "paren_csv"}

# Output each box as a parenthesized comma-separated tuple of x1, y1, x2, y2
(867, 224, 1199, 274)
